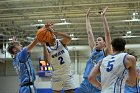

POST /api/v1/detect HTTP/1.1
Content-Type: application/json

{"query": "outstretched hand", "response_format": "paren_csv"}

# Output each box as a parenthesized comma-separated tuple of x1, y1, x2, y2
(100, 7, 108, 16)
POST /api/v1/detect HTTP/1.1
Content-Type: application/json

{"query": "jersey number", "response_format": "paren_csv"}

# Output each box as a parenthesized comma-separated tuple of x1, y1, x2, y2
(106, 60, 115, 72)
(58, 56, 65, 65)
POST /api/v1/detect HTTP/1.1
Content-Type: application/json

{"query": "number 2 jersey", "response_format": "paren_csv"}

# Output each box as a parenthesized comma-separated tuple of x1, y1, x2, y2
(47, 40, 72, 77)
(100, 53, 128, 93)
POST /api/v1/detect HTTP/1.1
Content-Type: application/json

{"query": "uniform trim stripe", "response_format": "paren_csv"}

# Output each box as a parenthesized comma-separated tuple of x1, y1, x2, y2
(119, 70, 126, 93)
(25, 61, 33, 82)
(122, 53, 128, 69)
(114, 70, 126, 93)
(114, 77, 119, 93)
(18, 56, 32, 84)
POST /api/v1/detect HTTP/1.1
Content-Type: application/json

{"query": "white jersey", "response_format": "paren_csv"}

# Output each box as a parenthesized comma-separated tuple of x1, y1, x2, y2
(47, 40, 72, 77)
(100, 53, 128, 93)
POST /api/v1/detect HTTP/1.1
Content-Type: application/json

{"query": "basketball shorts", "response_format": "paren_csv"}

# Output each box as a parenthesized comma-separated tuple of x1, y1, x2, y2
(51, 74, 76, 91)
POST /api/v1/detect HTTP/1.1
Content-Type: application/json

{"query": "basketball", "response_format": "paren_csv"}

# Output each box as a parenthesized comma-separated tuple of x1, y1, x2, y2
(36, 26, 54, 42)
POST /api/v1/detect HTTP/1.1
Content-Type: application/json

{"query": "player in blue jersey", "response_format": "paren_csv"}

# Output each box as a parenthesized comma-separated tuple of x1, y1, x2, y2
(88, 38, 137, 93)
(7, 36, 39, 93)
(77, 7, 112, 93)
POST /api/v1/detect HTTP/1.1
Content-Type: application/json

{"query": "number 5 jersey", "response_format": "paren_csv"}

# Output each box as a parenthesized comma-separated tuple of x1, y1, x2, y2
(100, 53, 128, 93)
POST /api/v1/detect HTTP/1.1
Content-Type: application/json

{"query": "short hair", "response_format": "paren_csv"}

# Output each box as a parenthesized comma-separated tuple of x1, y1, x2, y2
(7, 41, 20, 54)
(97, 36, 105, 42)
(111, 38, 126, 51)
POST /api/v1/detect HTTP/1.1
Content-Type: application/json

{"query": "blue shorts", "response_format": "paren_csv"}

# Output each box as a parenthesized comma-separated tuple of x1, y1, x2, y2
(77, 79, 101, 93)
(125, 84, 139, 93)
(19, 85, 37, 93)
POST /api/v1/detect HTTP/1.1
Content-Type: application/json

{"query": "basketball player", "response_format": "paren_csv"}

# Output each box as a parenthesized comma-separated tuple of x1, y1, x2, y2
(88, 38, 137, 93)
(42, 25, 75, 93)
(7, 36, 39, 93)
(77, 7, 112, 93)
(125, 52, 139, 93)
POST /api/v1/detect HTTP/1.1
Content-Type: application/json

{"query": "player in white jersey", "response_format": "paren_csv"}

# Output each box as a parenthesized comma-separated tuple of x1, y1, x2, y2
(47, 39, 72, 76)
(42, 23, 75, 93)
(88, 38, 137, 93)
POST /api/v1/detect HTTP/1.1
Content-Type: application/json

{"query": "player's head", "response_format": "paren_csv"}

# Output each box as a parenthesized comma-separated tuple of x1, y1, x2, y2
(45, 22, 54, 32)
(7, 41, 23, 55)
(95, 36, 106, 50)
(111, 37, 126, 52)
(47, 32, 56, 46)
(44, 22, 57, 45)
(47, 27, 56, 44)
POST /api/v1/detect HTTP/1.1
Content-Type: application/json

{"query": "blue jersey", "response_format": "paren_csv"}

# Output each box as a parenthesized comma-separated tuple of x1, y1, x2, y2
(125, 79, 139, 93)
(13, 48, 36, 85)
(83, 48, 105, 78)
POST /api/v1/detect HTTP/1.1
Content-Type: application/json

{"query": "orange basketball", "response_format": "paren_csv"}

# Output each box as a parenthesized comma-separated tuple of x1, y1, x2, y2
(36, 26, 54, 42)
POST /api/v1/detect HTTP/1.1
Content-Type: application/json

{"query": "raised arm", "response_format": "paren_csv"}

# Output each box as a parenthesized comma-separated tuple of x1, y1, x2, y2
(88, 62, 101, 89)
(26, 37, 39, 52)
(86, 8, 96, 52)
(54, 32, 71, 46)
(43, 42, 51, 63)
(100, 7, 112, 55)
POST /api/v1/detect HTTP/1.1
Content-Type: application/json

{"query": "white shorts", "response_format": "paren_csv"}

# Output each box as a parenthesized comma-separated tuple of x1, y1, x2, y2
(51, 74, 75, 91)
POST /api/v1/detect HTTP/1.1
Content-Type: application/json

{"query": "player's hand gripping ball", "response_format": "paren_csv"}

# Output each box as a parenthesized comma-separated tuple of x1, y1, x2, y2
(36, 22, 54, 42)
